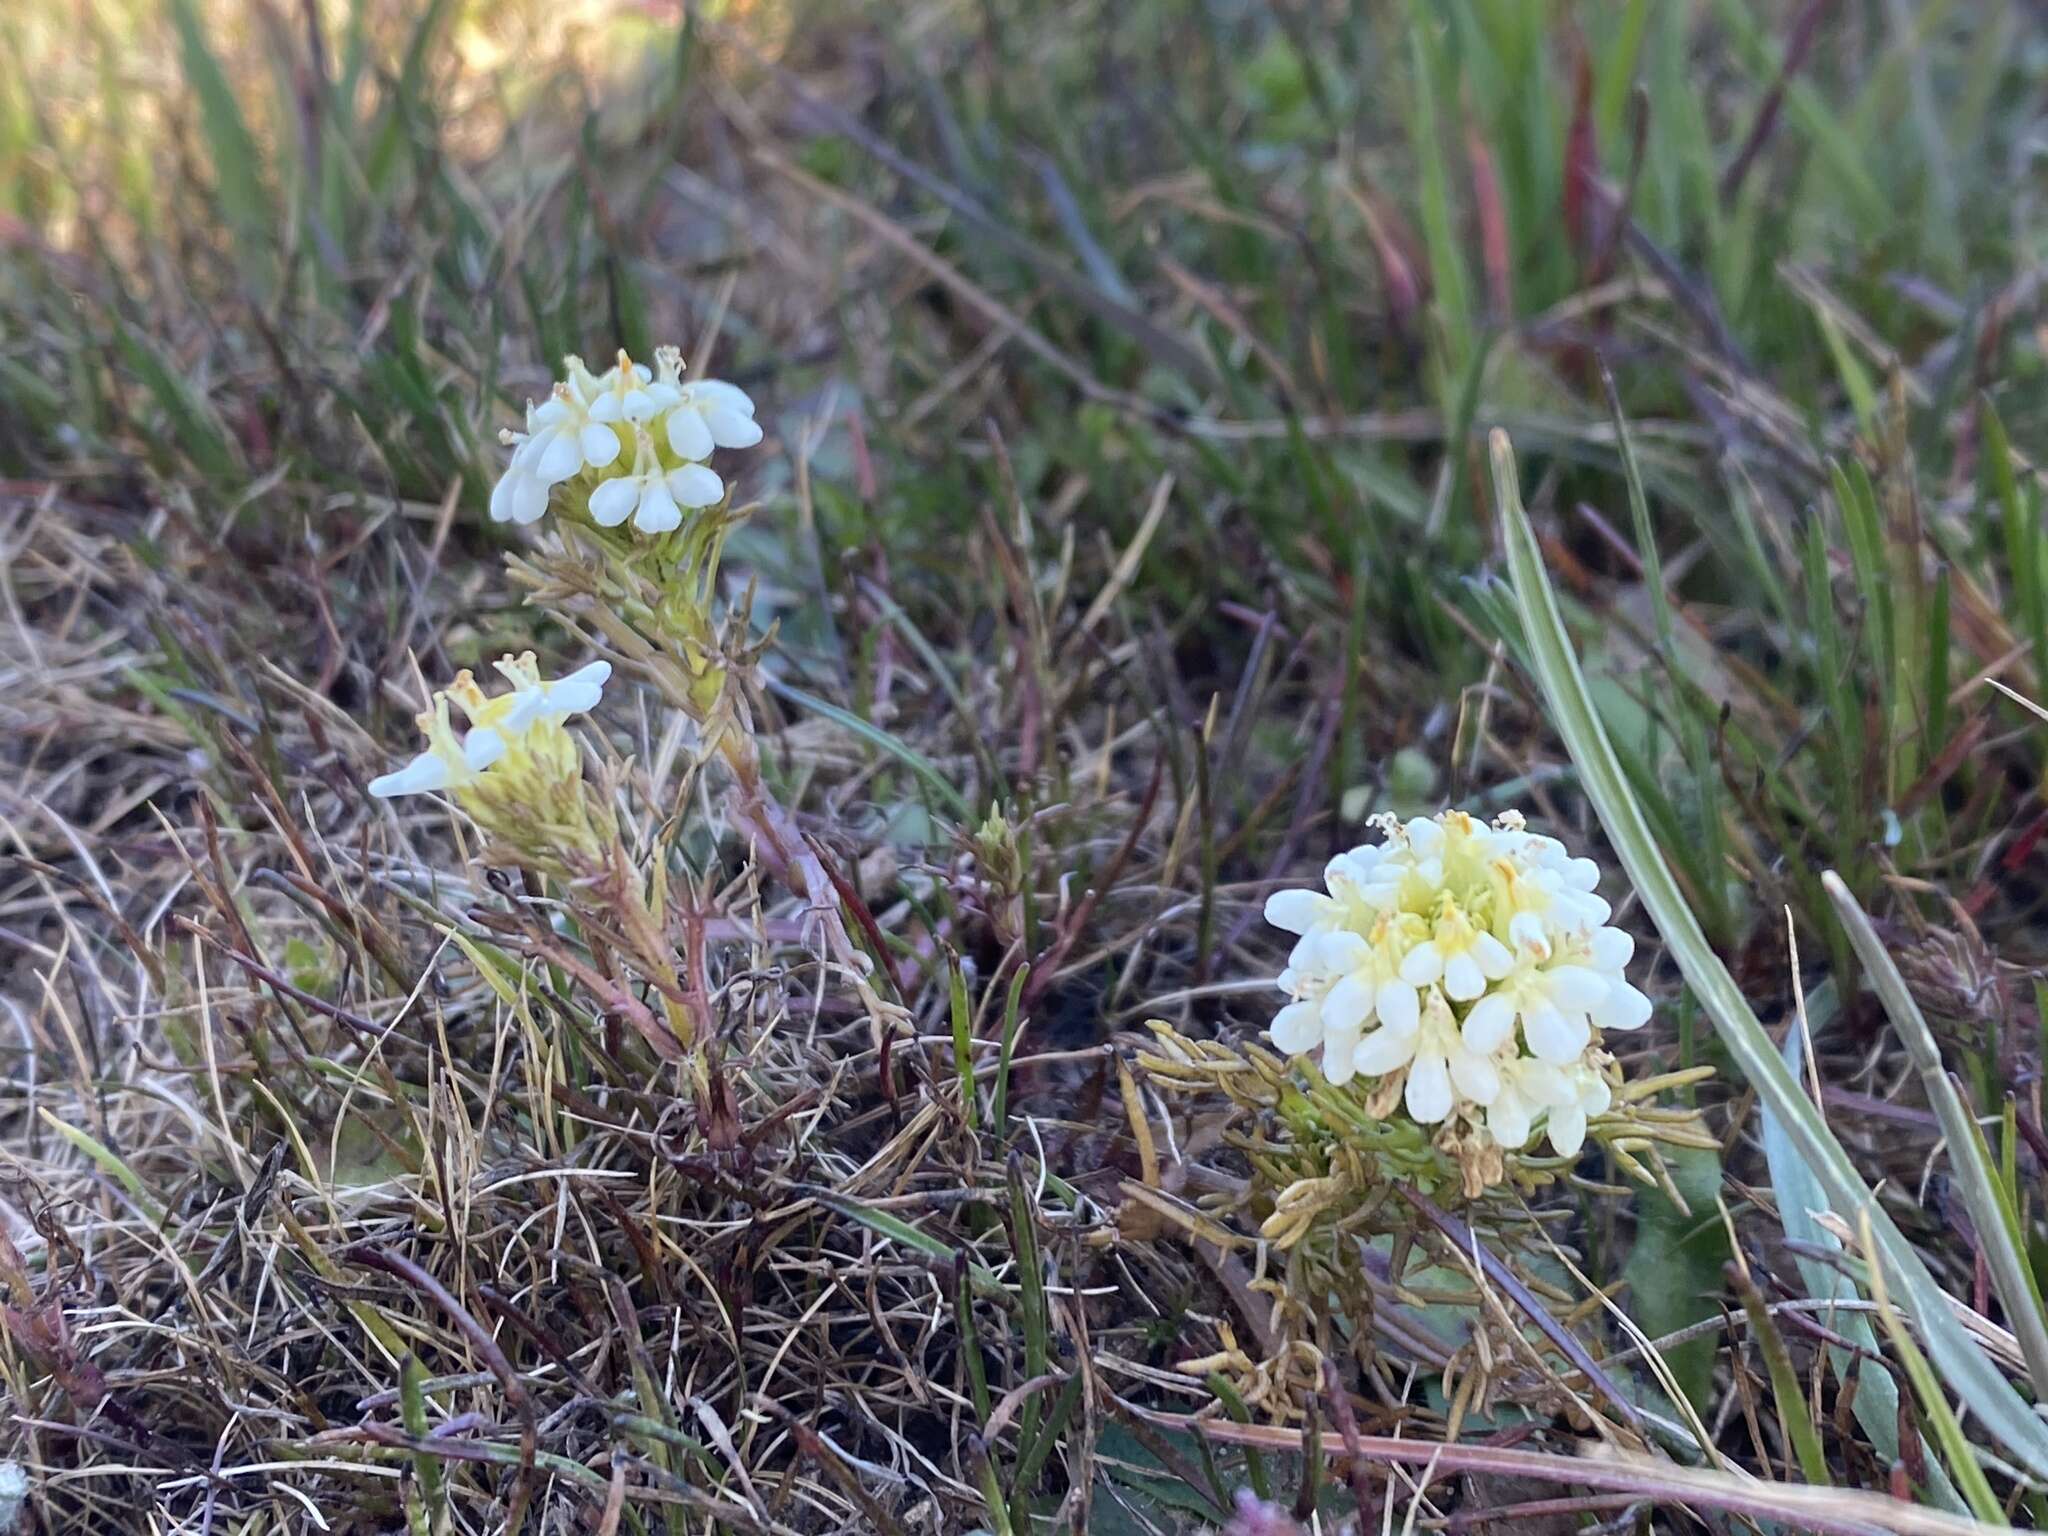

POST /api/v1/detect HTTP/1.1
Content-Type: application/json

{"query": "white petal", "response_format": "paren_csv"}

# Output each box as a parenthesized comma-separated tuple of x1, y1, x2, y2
(690, 379, 755, 414)
(1562, 890, 1613, 928)
(1543, 964, 1608, 1011)
(550, 661, 611, 715)
(1359, 877, 1404, 908)
(1508, 910, 1550, 958)
(1524, 1007, 1591, 1063)
(1312, 931, 1371, 974)
(1577, 1072, 1614, 1116)
(1589, 926, 1634, 971)
(1264, 889, 1334, 935)
(533, 427, 583, 485)
(588, 477, 639, 527)
(1324, 851, 1374, 900)
(1545, 1106, 1588, 1158)
(1399, 940, 1443, 987)
(1321, 972, 1376, 1036)
(500, 692, 546, 735)
(632, 481, 682, 534)
(1321, 1038, 1358, 1086)
(667, 462, 724, 508)
(463, 728, 506, 772)
(1472, 932, 1516, 979)
(1375, 979, 1420, 1035)
(530, 397, 571, 428)
(369, 750, 449, 798)
(1489, 1090, 1533, 1149)
(1269, 1000, 1322, 1054)
(1461, 992, 1517, 1053)
(510, 474, 549, 524)
(1450, 1048, 1500, 1105)
(587, 394, 623, 423)
(1442, 949, 1485, 1001)
(1592, 981, 1654, 1031)
(619, 386, 657, 421)
(1564, 857, 1602, 891)
(1353, 1025, 1416, 1075)
(489, 471, 520, 523)
(1405, 1052, 1453, 1122)
(1404, 817, 1445, 857)
(1517, 1062, 1572, 1105)
(702, 401, 763, 448)
(665, 405, 715, 461)
(580, 422, 621, 468)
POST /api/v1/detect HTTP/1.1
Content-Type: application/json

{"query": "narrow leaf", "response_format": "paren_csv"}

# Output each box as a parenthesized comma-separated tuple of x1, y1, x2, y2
(1491, 428, 2048, 1484)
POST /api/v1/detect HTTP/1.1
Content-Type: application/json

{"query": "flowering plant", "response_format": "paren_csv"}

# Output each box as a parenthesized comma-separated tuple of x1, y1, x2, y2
(366, 345, 894, 1053)
(488, 348, 759, 531)
(1264, 809, 1653, 1160)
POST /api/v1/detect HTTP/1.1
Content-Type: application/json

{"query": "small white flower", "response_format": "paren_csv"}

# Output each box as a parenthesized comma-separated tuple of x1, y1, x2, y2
(652, 347, 762, 460)
(1585, 924, 1654, 1030)
(371, 655, 611, 800)
(1356, 986, 1500, 1122)
(499, 658, 610, 733)
(1269, 930, 1374, 1084)
(1459, 955, 1607, 1063)
(588, 432, 724, 534)
(585, 351, 668, 427)
(488, 347, 759, 528)
(1397, 894, 1515, 1002)
(1484, 1055, 1572, 1151)
(369, 697, 503, 798)
(491, 356, 627, 521)
(1540, 1059, 1614, 1158)
(489, 450, 553, 524)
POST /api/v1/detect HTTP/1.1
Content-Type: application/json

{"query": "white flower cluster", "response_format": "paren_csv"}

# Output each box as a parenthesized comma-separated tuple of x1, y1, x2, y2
(490, 348, 762, 533)
(370, 654, 610, 799)
(1263, 809, 1652, 1158)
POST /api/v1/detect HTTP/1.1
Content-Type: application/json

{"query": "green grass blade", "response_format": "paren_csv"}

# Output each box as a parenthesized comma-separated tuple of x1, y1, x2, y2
(1823, 871, 2048, 1399)
(1404, 1, 1474, 389)
(1491, 428, 2048, 1485)
(1758, 980, 1963, 1509)
(761, 676, 972, 821)
(1732, 1263, 1831, 1486)
(113, 321, 238, 482)
(1866, 1246, 2010, 1526)
(1983, 399, 2045, 686)
(820, 1195, 1006, 1296)
(949, 951, 978, 1133)
(166, 0, 270, 240)
(1006, 1151, 1050, 1449)
(38, 1108, 169, 1229)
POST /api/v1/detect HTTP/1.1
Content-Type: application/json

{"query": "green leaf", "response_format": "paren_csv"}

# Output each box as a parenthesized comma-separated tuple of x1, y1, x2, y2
(1621, 1144, 1727, 1414)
